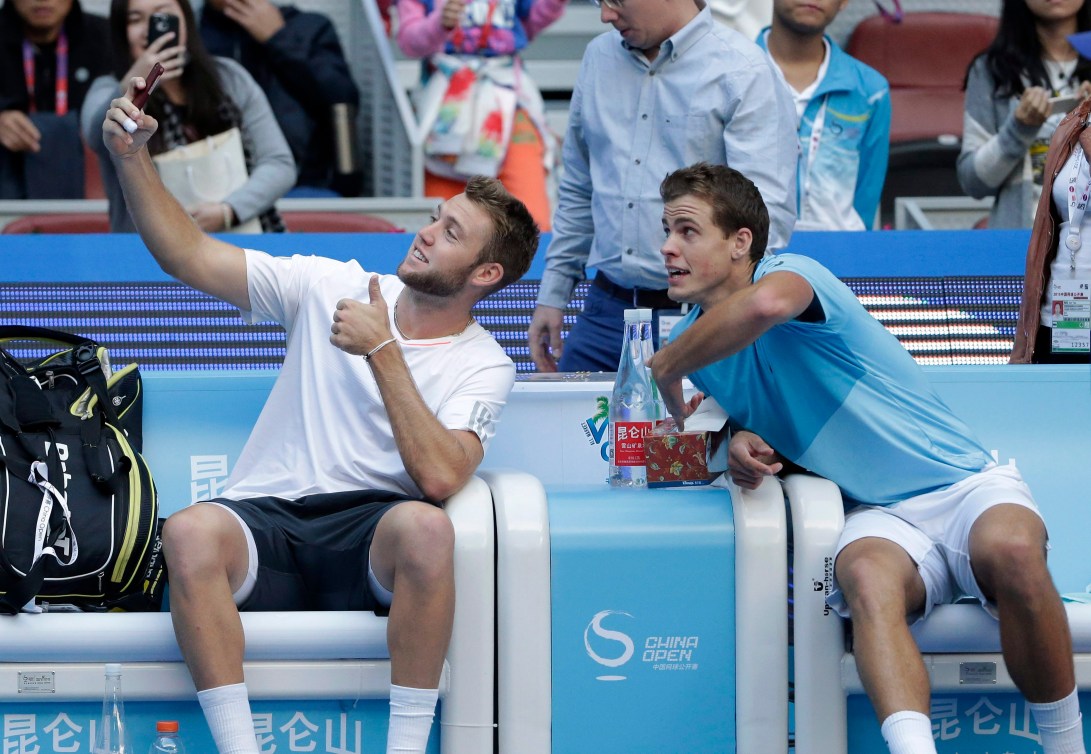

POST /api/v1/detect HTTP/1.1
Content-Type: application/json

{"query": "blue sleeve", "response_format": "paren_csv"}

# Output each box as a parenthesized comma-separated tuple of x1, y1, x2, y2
(853, 81, 891, 230)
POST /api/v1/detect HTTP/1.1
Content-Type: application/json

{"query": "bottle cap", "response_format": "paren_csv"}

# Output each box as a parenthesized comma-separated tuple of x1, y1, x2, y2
(104, 663, 121, 675)
(623, 308, 653, 323)
(156, 721, 179, 733)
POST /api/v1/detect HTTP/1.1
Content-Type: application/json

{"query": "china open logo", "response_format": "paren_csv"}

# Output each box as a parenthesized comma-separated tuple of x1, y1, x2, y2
(584, 610, 635, 681)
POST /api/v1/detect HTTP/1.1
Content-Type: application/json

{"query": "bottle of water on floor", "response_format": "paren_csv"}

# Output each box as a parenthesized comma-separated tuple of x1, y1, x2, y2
(94, 663, 128, 753)
(609, 308, 662, 487)
(148, 721, 187, 753)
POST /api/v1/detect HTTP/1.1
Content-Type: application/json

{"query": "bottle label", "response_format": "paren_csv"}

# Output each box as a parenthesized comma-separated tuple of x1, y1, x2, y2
(613, 421, 652, 466)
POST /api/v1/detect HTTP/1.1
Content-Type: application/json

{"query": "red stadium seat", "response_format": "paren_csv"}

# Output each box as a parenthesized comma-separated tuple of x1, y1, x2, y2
(281, 212, 404, 233)
(846, 12, 998, 143)
(846, 12, 999, 226)
(1, 214, 110, 234)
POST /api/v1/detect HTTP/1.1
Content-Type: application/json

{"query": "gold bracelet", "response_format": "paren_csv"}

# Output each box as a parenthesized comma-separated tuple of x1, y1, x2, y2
(364, 337, 397, 362)
(221, 203, 233, 230)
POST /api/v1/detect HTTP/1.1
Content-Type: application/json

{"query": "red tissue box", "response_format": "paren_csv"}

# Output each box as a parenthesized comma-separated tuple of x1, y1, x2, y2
(644, 431, 714, 488)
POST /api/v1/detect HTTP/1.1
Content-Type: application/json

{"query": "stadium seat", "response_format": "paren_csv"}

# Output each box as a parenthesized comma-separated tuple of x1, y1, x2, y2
(846, 12, 997, 143)
(1, 214, 110, 234)
(282, 211, 404, 233)
(846, 12, 999, 226)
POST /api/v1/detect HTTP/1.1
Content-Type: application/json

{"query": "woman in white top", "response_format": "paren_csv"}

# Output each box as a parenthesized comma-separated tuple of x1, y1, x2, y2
(959, 0, 1091, 230)
(1012, 94, 1091, 364)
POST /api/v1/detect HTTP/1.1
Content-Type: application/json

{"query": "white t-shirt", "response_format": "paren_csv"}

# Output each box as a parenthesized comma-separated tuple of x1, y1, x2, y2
(760, 31, 831, 122)
(708, 0, 772, 40)
(221, 249, 516, 501)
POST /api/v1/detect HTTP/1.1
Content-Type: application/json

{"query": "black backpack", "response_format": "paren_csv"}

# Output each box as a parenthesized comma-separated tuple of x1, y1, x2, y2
(0, 326, 165, 614)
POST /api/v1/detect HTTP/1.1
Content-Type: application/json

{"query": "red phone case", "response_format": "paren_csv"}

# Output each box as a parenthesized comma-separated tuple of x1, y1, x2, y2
(132, 62, 165, 110)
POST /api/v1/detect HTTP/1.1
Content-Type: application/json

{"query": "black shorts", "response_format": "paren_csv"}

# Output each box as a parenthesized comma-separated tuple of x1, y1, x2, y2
(213, 490, 414, 612)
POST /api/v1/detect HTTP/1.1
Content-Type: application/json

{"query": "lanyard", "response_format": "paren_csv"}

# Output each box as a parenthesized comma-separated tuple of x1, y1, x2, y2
(1064, 143, 1091, 268)
(22, 31, 69, 116)
(800, 96, 828, 211)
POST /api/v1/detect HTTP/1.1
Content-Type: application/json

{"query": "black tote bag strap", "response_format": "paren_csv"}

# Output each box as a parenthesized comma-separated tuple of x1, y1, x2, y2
(73, 344, 122, 428)
(80, 419, 130, 492)
(0, 557, 48, 615)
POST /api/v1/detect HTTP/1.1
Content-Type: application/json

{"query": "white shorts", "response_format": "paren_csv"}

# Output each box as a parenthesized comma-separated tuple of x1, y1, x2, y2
(826, 464, 1045, 623)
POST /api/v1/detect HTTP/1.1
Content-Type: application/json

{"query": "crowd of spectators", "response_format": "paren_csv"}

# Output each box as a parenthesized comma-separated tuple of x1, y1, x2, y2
(0, 0, 110, 198)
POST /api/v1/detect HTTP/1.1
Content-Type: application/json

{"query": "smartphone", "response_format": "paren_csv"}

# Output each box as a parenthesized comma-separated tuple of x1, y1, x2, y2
(131, 62, 164, 110)
(147, 12, 180, 47)
(1049, 94, 1079, 115)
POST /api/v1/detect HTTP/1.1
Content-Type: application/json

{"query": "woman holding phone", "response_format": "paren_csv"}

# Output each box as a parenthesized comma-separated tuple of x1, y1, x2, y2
(958, 0, 1091, 230)
(80, 0, 294, 232)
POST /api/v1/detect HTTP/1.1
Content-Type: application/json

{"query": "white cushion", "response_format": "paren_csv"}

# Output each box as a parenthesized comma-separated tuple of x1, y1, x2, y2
(0, 611, 388, 663)
(911, 602, 1091, 653)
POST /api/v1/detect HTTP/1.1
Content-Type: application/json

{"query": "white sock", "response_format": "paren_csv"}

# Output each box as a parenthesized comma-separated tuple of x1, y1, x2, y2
(1030, 687, 1086, 754)
(387, 684, 439, 754)
(881, 710, 937, 754)
(197, 682, 259, 754)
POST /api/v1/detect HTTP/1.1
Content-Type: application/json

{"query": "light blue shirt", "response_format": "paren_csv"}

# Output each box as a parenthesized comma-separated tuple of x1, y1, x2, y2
(536, 7, 798, 309)
(673, 254, 994, 506)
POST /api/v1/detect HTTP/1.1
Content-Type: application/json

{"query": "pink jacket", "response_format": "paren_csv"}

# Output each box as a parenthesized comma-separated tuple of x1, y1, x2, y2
(396, 0, 567, 59)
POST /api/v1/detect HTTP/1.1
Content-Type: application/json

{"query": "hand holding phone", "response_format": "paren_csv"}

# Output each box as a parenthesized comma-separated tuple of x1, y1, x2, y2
(131, 62, 164, 111)
(1050, 94, 1079, 116)
(147, 12, 180, 47)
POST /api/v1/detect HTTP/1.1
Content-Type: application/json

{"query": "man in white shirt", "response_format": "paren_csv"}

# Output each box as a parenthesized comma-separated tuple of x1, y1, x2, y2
(708, 0, 772, 38)
(99, 72, 540, 754)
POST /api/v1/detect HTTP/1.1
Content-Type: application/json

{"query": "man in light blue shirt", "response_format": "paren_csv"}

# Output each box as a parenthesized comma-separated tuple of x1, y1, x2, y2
(650, 162, 1084, 754)
(527, 0, 797, 373)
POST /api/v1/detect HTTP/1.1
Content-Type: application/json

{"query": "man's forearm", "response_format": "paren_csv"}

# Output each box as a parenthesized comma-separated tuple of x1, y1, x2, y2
(366, 345, 479, 502)
(112, 150, 204, 278)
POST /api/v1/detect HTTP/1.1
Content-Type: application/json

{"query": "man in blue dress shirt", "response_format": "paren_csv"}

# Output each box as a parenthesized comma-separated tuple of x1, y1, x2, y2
(527, 0, 798, 373)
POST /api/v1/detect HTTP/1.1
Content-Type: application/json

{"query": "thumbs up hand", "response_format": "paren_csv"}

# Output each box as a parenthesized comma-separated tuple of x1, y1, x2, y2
(329, 275, 394, 356)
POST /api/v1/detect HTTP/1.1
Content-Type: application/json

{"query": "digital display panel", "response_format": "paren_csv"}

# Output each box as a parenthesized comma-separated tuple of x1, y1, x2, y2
(0, 277, 1023, 371)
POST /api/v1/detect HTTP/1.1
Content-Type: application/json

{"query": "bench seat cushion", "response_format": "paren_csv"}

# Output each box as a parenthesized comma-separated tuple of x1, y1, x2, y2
(0, 611, 388, 663)
(911, 602, 1091, 654)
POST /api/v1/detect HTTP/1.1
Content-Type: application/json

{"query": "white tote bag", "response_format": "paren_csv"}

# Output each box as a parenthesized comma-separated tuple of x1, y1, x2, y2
(152, 127, 262, 233)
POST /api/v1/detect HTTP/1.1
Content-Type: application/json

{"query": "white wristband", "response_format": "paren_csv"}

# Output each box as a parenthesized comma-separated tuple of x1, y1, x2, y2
(364, 337, 397, 362)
